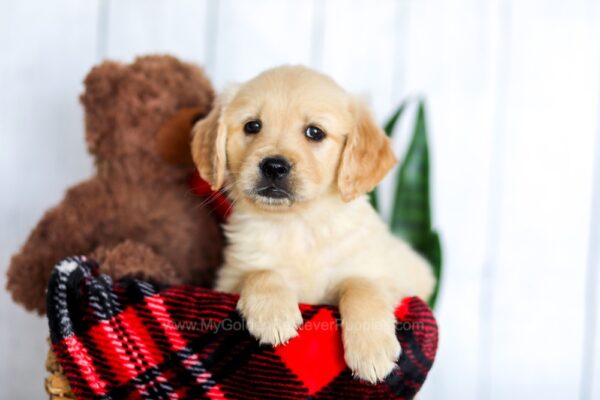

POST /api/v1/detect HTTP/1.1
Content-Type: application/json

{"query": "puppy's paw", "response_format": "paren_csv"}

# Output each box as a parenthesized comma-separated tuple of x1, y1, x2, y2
(343, 321, 400, 383)
(237, 290, 303, 346)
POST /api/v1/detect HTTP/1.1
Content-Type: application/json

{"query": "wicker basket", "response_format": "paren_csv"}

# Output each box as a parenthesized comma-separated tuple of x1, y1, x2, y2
(45, 343, 75, 399)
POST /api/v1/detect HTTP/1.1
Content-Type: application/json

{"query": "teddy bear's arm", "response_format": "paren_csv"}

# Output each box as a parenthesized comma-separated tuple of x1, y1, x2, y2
(6, 180, 105, 314)
(92, 240, 182, 285)
(6, 178, 190, 314)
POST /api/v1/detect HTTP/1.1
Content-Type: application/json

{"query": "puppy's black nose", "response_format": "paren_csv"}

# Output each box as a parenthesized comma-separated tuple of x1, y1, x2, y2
(260, 156, 291, 180)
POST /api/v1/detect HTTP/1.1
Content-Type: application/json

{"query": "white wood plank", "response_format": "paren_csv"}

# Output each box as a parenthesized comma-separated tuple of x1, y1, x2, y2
(583, 97, 600, 400)
(476, 0, 512, 398)
(318, 0, 397, 122)
(581, 4, 600, 399)
(211, 0, 315, 89)
(580, 3, 600, 396)
(395, 1, 501, 398)
(0, 1, 99, 398)
(104, 0, 209, 64)
(213, 0, 313, 88)
(489, 2, 599, 398)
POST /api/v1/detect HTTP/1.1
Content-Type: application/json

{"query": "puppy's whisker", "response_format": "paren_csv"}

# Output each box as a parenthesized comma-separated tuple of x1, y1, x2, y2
(196, 194, 221, 210)
(224, 199, 237, 217)
(196, 191, 238, 218)
(195, 183, 234, 209)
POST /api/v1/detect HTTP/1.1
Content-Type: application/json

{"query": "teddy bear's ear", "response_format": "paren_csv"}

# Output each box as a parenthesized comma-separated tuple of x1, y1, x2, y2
(80, 61, 125, 157)
(156, 107, 207, 166)
(81, 61, 124, 107)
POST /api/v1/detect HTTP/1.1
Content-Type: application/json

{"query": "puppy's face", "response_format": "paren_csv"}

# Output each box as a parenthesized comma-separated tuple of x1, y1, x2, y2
(225, 68, 353, 209)
(192, 66, 396, 211)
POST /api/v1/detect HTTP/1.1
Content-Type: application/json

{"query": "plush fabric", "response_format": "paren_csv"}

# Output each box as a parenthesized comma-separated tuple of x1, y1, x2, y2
(48, 257, 438, 400)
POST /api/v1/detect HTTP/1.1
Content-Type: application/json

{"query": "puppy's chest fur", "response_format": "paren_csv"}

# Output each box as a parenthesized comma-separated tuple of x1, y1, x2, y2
(215, 198, 377, 304)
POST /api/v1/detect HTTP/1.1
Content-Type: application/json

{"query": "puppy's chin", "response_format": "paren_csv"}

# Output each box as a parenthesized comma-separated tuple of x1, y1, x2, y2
(254, 195, 293, 209)
(243, 187, 295, 210)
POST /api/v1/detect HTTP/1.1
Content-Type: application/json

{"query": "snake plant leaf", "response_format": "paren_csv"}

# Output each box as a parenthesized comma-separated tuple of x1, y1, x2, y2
(368, 183, 380, 211)
(390, 100, 442, 308)
(383, 99, 409, 137)
(369, 99, 409, 210)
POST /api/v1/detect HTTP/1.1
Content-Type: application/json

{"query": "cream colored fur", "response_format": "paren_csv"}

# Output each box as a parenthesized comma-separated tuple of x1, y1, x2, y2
(192, 65, 435, 383)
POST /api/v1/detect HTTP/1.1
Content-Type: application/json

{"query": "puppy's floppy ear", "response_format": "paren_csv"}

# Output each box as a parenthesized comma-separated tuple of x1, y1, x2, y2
(191, 86, 238, 190)
(337, 99, 397, 202)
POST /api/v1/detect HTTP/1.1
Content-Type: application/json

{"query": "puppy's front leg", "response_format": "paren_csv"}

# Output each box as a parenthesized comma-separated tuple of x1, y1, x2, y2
(237, 270, 303, 346)
(337, 278, 400, 383)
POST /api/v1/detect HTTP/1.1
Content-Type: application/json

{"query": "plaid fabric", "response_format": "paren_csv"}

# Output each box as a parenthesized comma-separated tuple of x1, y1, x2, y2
(47, 257, 438, 400)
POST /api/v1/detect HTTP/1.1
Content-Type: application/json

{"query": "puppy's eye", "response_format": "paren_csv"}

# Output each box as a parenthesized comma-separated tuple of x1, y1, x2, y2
(244, 120, 262, 135)
(305, 125, 326, 142)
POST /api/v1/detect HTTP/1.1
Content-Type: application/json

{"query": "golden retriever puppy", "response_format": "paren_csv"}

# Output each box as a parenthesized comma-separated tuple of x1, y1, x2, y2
(192, 66, 435, 383)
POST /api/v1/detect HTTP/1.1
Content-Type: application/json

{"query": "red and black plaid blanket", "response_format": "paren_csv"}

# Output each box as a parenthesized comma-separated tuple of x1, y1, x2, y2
(47, 257, 438, 399)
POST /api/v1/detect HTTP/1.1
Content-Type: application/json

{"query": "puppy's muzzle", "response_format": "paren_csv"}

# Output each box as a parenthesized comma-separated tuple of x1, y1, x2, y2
(256, 156, 292, 199)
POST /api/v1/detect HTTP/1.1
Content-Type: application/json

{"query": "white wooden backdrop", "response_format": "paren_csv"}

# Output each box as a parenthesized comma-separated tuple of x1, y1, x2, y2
(1, 0, 599, 398)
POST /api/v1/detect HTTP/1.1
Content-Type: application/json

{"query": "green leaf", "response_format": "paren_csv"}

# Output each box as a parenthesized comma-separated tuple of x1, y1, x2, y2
(390, 100, 442, 308)
(383, 99, 409, 137)
(369, 99, 409, 211)
(369, 189, 379, 211)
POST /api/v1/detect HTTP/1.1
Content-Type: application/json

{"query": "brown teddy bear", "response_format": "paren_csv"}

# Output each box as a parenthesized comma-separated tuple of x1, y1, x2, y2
(6, 55, 224, 315)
